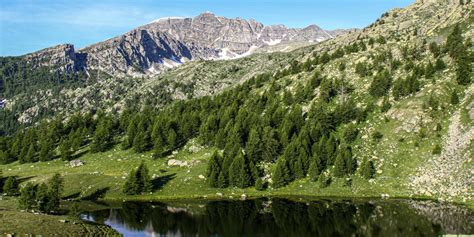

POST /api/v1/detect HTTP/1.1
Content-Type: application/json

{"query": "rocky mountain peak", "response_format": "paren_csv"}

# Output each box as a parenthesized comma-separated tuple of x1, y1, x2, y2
(24, 12, 355, 77)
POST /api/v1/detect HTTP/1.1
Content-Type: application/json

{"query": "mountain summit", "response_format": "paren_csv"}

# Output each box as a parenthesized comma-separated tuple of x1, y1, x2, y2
(25, 12, 354, 77)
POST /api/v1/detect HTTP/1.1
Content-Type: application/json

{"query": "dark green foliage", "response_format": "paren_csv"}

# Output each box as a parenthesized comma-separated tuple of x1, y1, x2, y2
(91, 116, 115, 152)
(19, 183, 38, 211)
(229, 152, 253, 188)
(18, 173, 63, 213)
(59, 138, 73, 161)
(308, 154, 322, 182)
(424, 61, 436, 79)
(435, 58, 446, 71)
(372, 131, 383, 142)
(255, 178, 267, 191)
(392, 75, 420, 99)
(261, 127, 280, 162)
(376, 36, 386, 44)
(24, 143, 37, 163)
(333, 152, 347, 178)
(206, 152, 222, 188)
(343, 124, 359, 143)
(428, 42, 441, 57)
(455, 49, 472, 85)
(450, 90, 460, 105)
(355, 62, 370, 77)
(317, 173, 331, 188)
(369, 70, 392, 98)
(123, 162, 153, 195)
(381, 97, 392, 112)
(39, 137, 55, 162)
(3, 176, 18, 196)
(445, 24, 464, 59)
(432, 144, 442, 155)
(273, 158, 291, 188)
(360, 159, 375, 179)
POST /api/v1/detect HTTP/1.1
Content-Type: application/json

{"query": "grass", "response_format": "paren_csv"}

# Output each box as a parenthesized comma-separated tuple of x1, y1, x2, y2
(0, 135, 455, 203)
(0, 197, 119, 236)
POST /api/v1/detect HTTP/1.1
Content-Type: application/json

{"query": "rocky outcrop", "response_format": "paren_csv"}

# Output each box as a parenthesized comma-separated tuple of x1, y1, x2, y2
(24, 44, 85, 73)
(24, 12, 354, 77)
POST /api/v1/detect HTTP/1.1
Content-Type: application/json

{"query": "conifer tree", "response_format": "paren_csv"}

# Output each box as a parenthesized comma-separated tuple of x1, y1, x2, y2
(245, 128, 262, 162)
(25, 143, 37, 163)
(3, 176, 18, 196)
(19, 183, 37, 211)
(435, 58, 446, 71)
(308, 154, 322, 182)
(360, 159, 375, 179)
(133, 129, 149, 153)
(273, 158, 290, 188)
(91, 118, 114, 152)
(39, 138, 54, 162)
(70, 129, 83, 152)
(333, 153, 347, 177)
(59, 138, 73, 161)
(206, 152, 222, 188)
(123, 162, 152, 195)
(450, 90, 460, 105)
(217, 171, 228, 188)
(325, 134, 338, 165)
(229, 152, 252, 188)
(123, 117, 138, 149)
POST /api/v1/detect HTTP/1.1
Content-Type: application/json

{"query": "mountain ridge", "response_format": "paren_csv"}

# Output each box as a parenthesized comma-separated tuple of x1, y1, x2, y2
(22, 12, 355, 77)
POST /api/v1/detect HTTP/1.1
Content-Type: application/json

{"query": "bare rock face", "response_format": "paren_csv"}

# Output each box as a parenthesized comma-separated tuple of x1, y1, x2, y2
(24, 12, 354, 77)
(24, 44, 85, 73)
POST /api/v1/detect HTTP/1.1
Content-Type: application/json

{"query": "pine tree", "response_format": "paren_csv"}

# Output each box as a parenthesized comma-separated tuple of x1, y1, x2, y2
(325, 134, 338, 165)
(3, 176, 18, 196)
(123, 169, 140, 195)
(229, 152, 252, 188)
(369, 70, 392, 97)
(245, 128, 262, 162)
(36, 183, 51, 213)
(434, 58, 446, 71)
(217, 171, 228, 188)
(206, 152, 221, 188)
(39, 138, 54, 162)
(333, 152, 347, 177)
(59, 138, 73, 161)
(45, 173, 63, 213)
(133, 129, 148, 153)
(308, 154, 322, 182)
(456, 50, 472, 85)
(450, 90, 460, 105)
(25, 143, 37, 163)
(138, 163, 152, 193)
(19, 183, 37, 211)
(70, 129, 83, 152)
(91, 118, 114, 153)
(123, 117, 138, 149)
(446, 24, 464, 59)
(123, 162, 152, 194)
(273, 158, 290, 188)
(360, 159, 375, 179)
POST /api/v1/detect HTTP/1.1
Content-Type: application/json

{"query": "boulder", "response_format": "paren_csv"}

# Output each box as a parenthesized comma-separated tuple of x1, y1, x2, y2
(69, 159, 84, 168)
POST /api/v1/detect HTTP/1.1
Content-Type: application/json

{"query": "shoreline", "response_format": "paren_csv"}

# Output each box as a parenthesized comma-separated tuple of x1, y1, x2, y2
(96, 193, 474, 209)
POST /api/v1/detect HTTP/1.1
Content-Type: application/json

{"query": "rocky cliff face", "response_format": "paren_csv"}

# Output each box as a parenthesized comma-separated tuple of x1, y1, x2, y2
(24, 12, 354, 77)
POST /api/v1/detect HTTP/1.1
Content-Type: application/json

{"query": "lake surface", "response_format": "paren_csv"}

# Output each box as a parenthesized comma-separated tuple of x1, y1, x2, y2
(82, 198, 474, 237)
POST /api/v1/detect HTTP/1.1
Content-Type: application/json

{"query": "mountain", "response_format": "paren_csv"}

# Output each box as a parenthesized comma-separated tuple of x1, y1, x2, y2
(0, 0, 473, 213)
(22, 12, 354, 77)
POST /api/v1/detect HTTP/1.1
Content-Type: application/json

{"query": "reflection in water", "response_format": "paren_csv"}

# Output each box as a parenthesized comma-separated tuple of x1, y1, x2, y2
(83, 198, 474, 237)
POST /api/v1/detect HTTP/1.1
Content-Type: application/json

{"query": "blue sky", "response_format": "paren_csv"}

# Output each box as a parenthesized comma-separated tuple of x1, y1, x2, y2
(0, 0, 413, 56)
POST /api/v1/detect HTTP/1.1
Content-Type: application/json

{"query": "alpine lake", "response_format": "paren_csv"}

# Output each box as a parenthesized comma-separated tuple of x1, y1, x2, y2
(81, 197, 474, 237)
